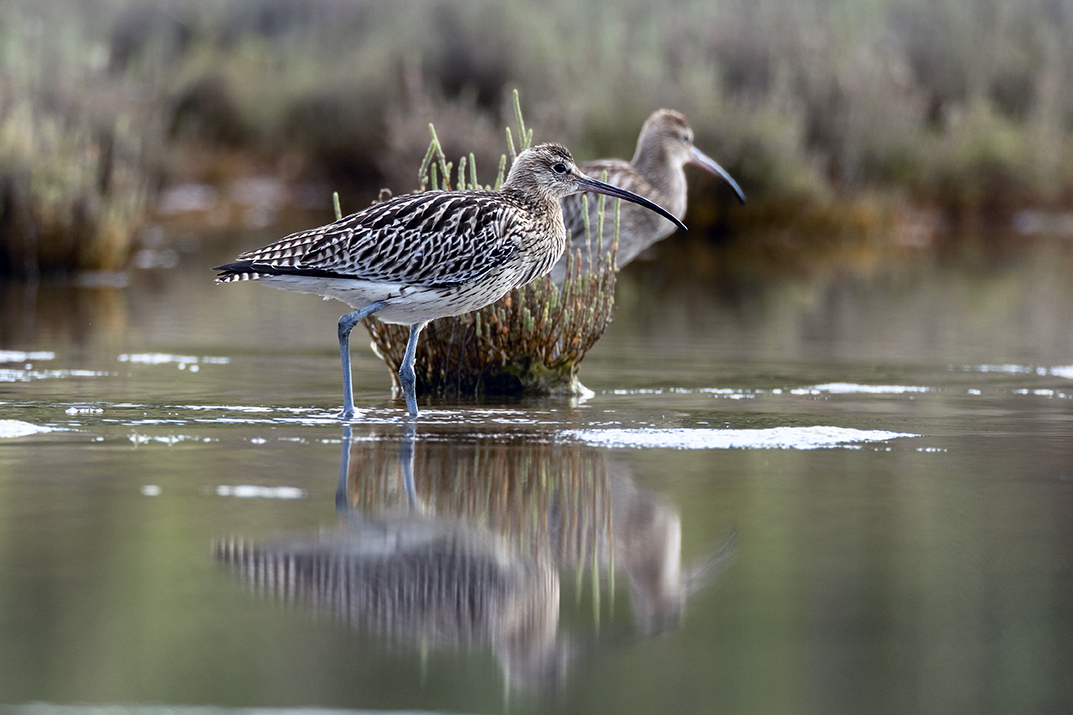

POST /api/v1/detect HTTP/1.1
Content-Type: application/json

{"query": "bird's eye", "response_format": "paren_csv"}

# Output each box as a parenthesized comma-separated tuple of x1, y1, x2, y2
(552, 163, 568, 174)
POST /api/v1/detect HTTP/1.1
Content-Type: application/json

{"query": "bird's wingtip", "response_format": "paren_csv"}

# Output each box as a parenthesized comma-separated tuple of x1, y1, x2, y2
(213, 261, 258, 283)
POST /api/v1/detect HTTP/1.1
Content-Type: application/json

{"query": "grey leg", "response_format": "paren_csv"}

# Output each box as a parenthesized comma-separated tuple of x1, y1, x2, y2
(335, 423, 353, 513)
(399, 418, 417, 508)
(337, 300, 389, 420)
(398, 322, 427, 417)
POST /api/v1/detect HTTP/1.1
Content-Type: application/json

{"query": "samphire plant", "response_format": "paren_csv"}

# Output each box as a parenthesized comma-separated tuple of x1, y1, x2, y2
(360, 91, 620, 397)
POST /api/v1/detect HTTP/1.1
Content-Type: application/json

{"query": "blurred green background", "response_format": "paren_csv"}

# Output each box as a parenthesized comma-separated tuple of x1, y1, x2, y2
(2, 0, 1072, 275)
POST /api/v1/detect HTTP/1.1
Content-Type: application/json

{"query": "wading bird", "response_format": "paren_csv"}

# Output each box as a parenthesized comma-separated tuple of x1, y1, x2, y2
(551, 109, 745, 283)
(215, 143, 685, 418)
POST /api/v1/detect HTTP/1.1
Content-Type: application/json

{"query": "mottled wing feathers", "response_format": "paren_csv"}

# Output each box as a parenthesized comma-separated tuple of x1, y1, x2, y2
(561, 159, 655, 238)
(217, 191, 522, 288)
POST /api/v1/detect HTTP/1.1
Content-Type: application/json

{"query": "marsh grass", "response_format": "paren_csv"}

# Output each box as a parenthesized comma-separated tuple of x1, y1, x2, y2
(4, 0, 1073, 276)
(0, 2, 159, 276)
(83, 1, 1073, 215)
(364, 93, 619, 396)
(190, 0, 1068, 230)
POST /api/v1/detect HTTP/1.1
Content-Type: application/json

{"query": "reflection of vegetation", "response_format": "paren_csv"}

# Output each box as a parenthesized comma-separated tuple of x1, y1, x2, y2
(342, 429, 734, 636)
(3, 0, 1072, 274)
(217, 428, 732, 691)
(342, 433, 621, 576)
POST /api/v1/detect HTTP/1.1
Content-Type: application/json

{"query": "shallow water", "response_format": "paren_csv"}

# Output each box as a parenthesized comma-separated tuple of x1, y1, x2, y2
(1, 230, 1072, 714)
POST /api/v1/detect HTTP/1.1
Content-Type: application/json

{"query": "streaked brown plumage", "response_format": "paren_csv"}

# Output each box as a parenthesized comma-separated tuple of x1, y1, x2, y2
(214, 143, 685, 418)
(551, 110, 745, 283)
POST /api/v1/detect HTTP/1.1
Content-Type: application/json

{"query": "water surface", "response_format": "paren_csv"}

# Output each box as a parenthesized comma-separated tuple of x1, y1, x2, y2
(1, 230, 1071, 714)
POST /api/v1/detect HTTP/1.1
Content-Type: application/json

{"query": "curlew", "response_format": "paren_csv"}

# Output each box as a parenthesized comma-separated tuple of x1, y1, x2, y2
(550, 109, 745, 283)
(215, 143, 685, 418)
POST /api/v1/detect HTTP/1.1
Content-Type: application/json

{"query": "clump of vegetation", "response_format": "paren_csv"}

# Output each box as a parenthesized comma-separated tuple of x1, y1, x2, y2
(0, 2, 159, 277)
(365, 94, 619, 396)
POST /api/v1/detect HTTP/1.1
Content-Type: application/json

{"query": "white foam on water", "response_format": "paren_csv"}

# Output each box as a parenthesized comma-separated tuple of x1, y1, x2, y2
(972, 364, 1036, 374)
(1, 368, 111, 383)
(0, 419, 54, 438)
(66, 406, 105, 415)
(118, 353, 231, 366)
(610, 385, 929, 398)
(792, 383, 933, 395)
(968, 363, 1054, 376)
(564, 426, 918, 450)
(184, 404, 275, 413)
(0, 350, 56, 362)
(962, 363, 1073, 383)
(215, 485, 306, 499)
(120, 353, 199, 365)
(128, 433, 213, 446)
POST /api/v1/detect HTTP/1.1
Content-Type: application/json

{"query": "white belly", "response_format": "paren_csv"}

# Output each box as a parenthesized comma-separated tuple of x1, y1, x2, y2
(256, 274, 510, 325)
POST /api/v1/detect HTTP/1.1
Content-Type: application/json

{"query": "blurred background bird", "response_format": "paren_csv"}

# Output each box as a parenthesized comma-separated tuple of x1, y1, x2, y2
(551, 109, 745, 283)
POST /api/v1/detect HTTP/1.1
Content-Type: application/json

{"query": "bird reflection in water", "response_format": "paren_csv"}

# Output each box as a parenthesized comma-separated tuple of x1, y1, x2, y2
(215, 423, 734, 691)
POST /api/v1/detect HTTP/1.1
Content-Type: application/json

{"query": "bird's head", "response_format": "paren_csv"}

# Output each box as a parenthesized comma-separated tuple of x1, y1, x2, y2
(504, 142, 688, 230)
(636, 109, 746, 204)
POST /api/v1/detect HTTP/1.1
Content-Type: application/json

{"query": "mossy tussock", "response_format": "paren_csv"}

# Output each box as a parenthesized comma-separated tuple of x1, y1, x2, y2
(367, 253, 616, 397)
(365, 95, 619, 397)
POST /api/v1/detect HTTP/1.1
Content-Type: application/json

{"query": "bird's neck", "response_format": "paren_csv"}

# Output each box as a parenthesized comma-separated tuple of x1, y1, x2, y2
(633, 146, 688, 217)
(500, 186, 564, 238)
(631, 139, 667, 176)
(634, 145, 681, 187)
(501, 183, 554, 207)
(508, 191, 566, 285)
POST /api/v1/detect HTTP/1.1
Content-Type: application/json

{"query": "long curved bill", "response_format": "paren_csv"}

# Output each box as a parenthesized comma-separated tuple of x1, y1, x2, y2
(575, 175, 688, 231)
(689, 146, 747, 204)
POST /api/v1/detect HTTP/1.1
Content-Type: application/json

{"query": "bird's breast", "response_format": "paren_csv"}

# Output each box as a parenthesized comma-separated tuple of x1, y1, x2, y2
(519, 214, 567, 285)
